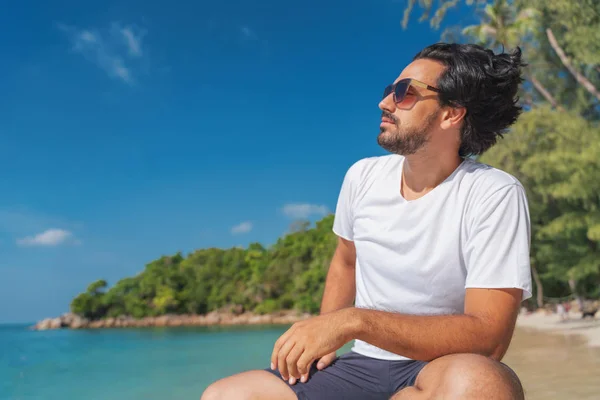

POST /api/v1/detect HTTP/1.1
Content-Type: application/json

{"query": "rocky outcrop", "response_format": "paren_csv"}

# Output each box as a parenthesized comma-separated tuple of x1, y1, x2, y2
(31, 310, 313, 330)
(33, 313, 90, 330)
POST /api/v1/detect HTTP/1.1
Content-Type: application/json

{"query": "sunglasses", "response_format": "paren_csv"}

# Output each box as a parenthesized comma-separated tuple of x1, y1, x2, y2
(383, 78, 441, 108)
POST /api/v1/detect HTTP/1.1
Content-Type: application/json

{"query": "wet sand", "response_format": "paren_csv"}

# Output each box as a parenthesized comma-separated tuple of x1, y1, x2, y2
(504, 324, 600, 399)
(516, 311, 600, 347)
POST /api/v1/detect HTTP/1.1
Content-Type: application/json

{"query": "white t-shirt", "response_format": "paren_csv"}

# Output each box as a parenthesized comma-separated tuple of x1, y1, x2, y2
(332, 154, 532, 361)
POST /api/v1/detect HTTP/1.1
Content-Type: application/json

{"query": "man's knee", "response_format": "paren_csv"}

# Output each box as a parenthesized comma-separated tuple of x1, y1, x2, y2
(412, 354, 524, 400)
(443, 354, 523, 399)
(201, 374, 255, 400)
(201, 379, 240, 400)
(200, 370, 297, 400)
(200, 381, 219, 400)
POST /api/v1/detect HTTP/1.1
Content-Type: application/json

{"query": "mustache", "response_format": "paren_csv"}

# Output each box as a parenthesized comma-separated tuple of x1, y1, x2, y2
(381, 111, 398, 123)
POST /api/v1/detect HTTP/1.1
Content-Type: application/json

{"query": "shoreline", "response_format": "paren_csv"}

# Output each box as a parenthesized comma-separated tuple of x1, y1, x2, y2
(34, 309, 600, 348)
(31, 310, 314, 330)
(516, 310, 600, 348)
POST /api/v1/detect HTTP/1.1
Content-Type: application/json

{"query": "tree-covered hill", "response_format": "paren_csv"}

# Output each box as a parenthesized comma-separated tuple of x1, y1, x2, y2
(70, 215, 338, 320)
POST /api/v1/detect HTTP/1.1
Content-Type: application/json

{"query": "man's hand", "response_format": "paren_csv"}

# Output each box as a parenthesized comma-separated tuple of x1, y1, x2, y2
(270, 309, 354, 384)
(315, 351, 337, 371)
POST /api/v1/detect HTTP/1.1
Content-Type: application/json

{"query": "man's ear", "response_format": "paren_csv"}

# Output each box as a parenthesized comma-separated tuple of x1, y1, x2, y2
(440, 106, 467, 130)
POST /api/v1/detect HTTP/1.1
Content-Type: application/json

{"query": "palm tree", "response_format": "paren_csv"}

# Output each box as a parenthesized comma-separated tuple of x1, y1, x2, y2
(545, 28, 600, 103)
(462, 0, 563, 110)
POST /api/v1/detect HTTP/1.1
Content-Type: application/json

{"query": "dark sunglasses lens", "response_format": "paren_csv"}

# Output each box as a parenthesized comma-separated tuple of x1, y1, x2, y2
(393, 81, 409, 103)
(383, 85, 393, 99)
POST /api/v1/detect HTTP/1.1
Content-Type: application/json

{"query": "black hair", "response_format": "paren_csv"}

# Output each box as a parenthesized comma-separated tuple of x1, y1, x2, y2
(413, 43, 526, 157)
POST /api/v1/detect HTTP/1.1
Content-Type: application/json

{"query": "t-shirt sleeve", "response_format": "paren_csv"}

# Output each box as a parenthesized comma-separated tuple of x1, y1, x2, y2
(464, 184, 533, 301)
(332, 161, 361, 241)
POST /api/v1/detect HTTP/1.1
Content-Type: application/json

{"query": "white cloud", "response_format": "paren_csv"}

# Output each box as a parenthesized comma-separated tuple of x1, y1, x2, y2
(281, 203, 329, 219)
(17, 229, 75, 247)
(119, 27, 143, 57)
(80, 30, 96, 43)
(240, 26, 257, 40)
(231, 221, 253, 234)
(57, 22, 146, 84)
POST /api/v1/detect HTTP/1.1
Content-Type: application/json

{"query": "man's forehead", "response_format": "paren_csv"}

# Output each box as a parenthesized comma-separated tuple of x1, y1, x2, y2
(393, 58, 445, 86)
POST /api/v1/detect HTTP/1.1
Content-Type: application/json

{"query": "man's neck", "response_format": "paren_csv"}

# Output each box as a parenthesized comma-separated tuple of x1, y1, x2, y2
(401, 151, 463, 201)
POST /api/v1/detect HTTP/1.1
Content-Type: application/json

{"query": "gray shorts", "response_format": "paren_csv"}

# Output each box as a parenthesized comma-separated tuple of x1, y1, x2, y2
(264, 350, 427, 400)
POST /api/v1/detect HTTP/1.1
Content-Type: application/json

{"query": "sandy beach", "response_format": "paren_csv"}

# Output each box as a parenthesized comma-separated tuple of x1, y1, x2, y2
(504, 311, 600, 399)
(516, 310, 600, 348)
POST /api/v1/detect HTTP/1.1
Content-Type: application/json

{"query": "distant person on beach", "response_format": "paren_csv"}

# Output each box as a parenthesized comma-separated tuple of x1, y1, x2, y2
(557, 303, 567, 322)
(202, 43, 532, 400)
(563, 301, 572, 320)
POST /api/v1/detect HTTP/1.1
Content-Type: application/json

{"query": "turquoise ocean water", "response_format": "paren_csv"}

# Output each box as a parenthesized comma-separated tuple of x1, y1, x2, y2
(1, 323, 354, 400)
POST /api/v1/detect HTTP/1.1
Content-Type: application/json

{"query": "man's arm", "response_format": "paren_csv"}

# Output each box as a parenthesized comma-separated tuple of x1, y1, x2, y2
(310, 237, 356, 372)
(320, 236, 356, 314)
(270, 237, 356, 383)
(346, 287, 522, 362)
(271, 286, 522, 381)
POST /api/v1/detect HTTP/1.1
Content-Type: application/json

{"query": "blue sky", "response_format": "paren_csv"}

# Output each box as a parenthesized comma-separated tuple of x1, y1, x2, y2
(0, 0, 472, 323)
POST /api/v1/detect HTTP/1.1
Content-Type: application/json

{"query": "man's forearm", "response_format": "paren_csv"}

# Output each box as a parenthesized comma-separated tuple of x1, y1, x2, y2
(347, 308, 511, 362)
(319, 258, 355, 314)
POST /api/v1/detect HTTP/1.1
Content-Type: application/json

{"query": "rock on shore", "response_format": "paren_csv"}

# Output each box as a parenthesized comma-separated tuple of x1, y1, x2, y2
(31, 310, 313, 330)
(33, 312, 90, 330)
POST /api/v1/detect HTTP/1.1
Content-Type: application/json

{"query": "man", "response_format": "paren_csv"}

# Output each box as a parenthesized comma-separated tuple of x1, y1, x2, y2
(201, 42, 532, 400)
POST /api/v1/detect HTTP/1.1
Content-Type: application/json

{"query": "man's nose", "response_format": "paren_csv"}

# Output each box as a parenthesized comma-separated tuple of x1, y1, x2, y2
(378, 93, 396, 113)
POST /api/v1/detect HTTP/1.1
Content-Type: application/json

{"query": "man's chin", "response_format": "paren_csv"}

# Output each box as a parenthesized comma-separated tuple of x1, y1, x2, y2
(376, 135, 396, 153)
(378, 128, 394, 140)
(377, 128, 397, 142)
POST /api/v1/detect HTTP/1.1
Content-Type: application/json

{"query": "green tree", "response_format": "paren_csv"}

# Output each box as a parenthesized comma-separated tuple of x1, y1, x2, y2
(402, 0, 488, 30)
(68, 214, 343, 320)
(70, 279, 109, 319)
(538, 0, 600, 102)
(87, 279, 108, 294)
(460, 0, 562, 110)
(481, 107, 600, 305)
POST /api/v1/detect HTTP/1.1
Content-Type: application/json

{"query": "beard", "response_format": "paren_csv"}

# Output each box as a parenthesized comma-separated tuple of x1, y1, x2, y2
(377, 109, 439, 155)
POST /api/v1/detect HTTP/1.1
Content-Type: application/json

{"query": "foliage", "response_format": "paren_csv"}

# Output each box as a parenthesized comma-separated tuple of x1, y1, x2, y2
(70, 215, 338, 319)
(402, 0, 488, 30)
(536, 0, 600, 66)
(71, 279, 109, 319)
